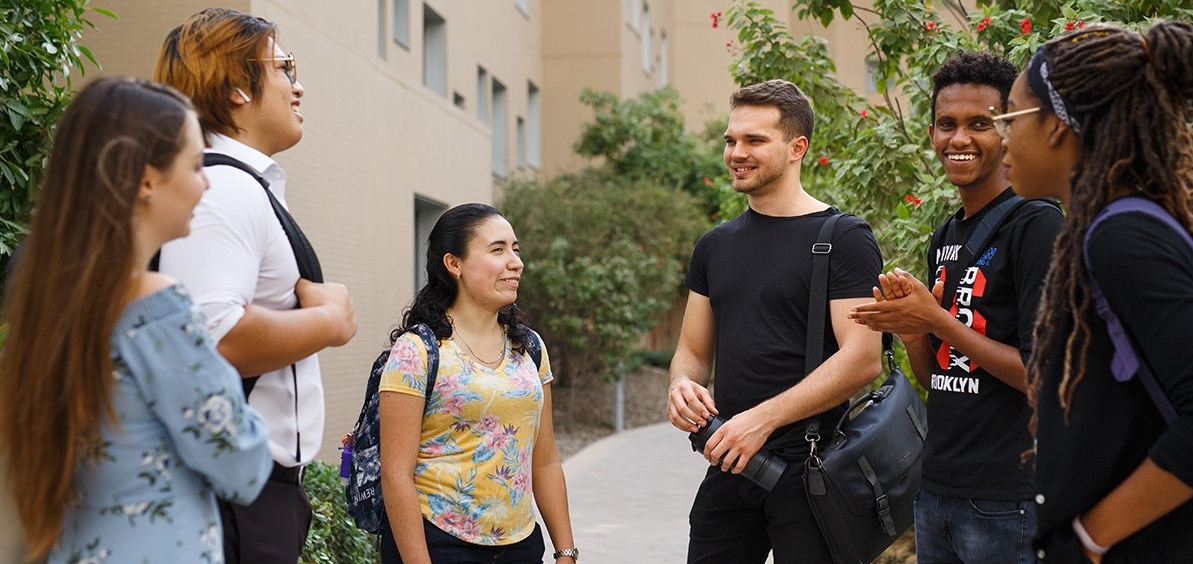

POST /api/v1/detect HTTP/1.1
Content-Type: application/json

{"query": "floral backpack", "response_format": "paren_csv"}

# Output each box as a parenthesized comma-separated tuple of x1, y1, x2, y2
(342, 324, 541, 534)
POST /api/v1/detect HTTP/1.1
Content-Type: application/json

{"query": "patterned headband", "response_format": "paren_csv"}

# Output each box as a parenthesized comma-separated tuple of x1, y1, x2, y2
(1026, 45, 1083, 135)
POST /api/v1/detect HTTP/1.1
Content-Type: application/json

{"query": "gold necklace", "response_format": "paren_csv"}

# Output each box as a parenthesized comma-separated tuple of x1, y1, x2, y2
(452, 328, 505, 366)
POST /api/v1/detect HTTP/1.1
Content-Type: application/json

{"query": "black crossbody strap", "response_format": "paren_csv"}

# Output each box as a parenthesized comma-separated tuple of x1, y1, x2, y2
(805, 213, 842, 371)
(203, 152, 324, 284)
(202, 153, 322, 463)
(939, 194, 1024, 309)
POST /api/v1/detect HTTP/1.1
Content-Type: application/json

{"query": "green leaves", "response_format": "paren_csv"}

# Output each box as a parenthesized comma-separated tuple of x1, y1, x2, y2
(0, 0, 114, 287)
(502, 168, 709, 385)
(300, 461, 380, 564)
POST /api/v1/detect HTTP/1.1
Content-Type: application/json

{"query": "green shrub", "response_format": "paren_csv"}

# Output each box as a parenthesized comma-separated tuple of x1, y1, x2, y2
(300, 461, 380, 564)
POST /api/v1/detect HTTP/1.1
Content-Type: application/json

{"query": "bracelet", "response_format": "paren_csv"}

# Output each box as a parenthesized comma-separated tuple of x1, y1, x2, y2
(1072, 515, 1110, 556)
(553, 547, 579, 560)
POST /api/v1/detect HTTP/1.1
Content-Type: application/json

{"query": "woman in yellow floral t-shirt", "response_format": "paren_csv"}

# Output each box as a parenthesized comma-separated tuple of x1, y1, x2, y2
(378, 203, 577, 564)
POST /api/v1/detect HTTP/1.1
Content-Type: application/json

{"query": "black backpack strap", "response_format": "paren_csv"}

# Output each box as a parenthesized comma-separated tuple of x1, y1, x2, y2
(805, 212, 843, 371)
(203, 152, 324, 284)
(411, 324, 441, 406)
(939, 195, 1038, 308)
(525, 327, 543, 371)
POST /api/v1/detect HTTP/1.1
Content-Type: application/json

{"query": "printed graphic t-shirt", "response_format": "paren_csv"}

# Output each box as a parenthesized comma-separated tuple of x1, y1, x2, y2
(922, 189, 1062, 499)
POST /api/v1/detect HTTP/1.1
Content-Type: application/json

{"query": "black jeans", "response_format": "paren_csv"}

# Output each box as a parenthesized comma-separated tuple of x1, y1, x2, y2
(688, 463, 831, 564)
(380, 514, 545, 564)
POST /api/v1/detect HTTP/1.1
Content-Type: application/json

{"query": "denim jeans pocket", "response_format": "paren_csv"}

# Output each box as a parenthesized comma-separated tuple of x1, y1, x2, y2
(968, 498, 1023, 517)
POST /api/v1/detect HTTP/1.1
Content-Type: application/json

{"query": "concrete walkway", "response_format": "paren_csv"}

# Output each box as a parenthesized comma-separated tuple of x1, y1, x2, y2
(543, 422, 706, 563)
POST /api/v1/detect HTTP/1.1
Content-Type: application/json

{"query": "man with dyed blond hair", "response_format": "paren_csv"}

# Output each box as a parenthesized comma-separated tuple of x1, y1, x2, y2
(155, 8, 357, 563)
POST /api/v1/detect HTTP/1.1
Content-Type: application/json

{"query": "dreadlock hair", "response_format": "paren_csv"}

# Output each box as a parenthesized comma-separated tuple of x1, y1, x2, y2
(1025, 20, 1193, 424)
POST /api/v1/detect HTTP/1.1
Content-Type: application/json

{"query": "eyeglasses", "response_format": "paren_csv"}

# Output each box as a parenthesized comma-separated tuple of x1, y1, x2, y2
(989, 105, 1041, 140)
(248, 53, 297, 84)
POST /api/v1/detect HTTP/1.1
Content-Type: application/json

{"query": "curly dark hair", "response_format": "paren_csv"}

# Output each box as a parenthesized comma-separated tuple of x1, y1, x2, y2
(1025, 21, 1193, 423)
(393, 203, 533, 353)
(930, 51, 1019, 120)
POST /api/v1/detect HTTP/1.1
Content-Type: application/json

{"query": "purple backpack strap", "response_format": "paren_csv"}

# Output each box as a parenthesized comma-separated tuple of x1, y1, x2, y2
(1083, 197, 1184, 425)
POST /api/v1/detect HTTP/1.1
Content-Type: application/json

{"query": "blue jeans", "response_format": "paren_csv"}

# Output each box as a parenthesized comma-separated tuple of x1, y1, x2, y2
(914, 489, 1036, 564)
(380, 516, 545, 564)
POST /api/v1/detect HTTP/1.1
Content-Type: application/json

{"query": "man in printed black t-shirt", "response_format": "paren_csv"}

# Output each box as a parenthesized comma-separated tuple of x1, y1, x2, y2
(667, 79, 883, 564)
(851, 53, 1063, 563)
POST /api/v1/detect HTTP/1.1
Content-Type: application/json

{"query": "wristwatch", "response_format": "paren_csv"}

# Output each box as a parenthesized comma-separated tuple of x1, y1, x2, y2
(552, 547, 579, 560)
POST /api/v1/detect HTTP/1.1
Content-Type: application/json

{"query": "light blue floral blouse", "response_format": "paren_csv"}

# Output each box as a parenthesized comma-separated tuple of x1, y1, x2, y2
(47, 285, 272, 564)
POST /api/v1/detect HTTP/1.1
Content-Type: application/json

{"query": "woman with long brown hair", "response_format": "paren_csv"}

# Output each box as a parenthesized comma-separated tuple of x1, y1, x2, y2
(0, 77, 271, 563)
(999, 20, 1193, 563)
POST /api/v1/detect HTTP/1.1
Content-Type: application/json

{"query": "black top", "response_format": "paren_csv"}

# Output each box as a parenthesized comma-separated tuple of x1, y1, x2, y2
(922, 189, 1063, 499)
(1035, 211, 1193, 563)
(685, 207, 882, 455)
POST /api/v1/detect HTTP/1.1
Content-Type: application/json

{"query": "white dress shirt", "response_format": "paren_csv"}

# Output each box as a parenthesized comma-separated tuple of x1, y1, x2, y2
(159, 134, 324, 467)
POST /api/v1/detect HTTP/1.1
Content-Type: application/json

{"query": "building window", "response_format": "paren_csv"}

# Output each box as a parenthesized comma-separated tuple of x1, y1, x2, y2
(640, 2, 652, 73)
(865, 57, 893, 94)
(377, 0, 387, 59)
(625, 0, 641, 33)
(491, 78, 508, 176)
(453, 92, 466, 110)
(515, 0, 529, 18)
(414, 196, 447, 290)
(657, 31, 668, 88)
(527, 82, 540, 168)
(516, 116, 526, 169)
(477, 66, 489, 124)
(423, 4, 447, 97)
(392, 0, 410, 48)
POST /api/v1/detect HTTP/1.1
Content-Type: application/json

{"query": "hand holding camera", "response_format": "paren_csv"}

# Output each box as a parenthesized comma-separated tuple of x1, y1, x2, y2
(689, 415, 787, 492)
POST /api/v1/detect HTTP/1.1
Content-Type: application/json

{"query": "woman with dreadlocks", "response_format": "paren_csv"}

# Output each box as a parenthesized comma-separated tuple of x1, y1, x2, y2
(998, 20, 1193, 563)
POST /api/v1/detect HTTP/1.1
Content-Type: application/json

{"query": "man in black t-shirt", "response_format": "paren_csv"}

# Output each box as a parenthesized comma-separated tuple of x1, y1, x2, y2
(667, 80, 883, 564)
(851, 53, 1063, 563)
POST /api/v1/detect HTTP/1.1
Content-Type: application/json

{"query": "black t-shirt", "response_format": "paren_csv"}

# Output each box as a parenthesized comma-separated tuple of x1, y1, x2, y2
(922, 189, 1063, 500)
(685, 207, 882, 455)
(1035, 209, 1193, 563)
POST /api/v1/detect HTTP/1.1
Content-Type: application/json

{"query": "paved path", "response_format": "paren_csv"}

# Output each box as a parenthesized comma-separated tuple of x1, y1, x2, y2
(544, 422, 704, 563)
(542, 422, 776, 563)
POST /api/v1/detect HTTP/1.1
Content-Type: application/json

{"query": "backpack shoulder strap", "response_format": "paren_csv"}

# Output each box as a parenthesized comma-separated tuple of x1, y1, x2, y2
(524, 327, 543, 371)
(410, 324, 441, 406)
(203, 152, 324, 283)
(939, 195, 1032, 308)
(1083, 197, 1185, 425)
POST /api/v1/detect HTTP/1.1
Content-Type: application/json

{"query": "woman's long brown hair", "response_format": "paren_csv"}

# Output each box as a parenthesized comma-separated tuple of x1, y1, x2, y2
(0, 77, 192, 559)
(1026, 21, 1193, 426)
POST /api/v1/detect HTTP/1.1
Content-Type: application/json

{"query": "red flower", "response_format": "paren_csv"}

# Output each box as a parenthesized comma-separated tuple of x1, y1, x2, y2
(904, 194, 922, 207)
(710, 11, 721, 29)
(818, 156, 829, 166)
(1019, 17, 1032, 35)
(702, 176, 714, 187)
(1065, 21, 1075, 31)
(976, 16, 991, 33)
(1078, 20, 1086, 29)
(859, 109, 868, 118)
(925, 21, 936, 31)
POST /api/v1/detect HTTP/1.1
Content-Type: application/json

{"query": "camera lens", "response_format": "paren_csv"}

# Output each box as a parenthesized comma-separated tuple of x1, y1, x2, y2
(688, 415, 787, 492)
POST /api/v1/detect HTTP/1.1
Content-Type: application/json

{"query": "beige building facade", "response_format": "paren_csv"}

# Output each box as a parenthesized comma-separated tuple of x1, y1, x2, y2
(79, 0, 898, 463)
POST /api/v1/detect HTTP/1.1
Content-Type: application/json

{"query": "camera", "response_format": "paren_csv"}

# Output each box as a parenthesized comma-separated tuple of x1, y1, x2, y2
(689, 415, 787, 492)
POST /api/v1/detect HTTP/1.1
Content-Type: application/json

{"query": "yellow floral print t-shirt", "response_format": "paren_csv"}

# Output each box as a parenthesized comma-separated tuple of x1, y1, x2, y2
(379, 330, 552, 545)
